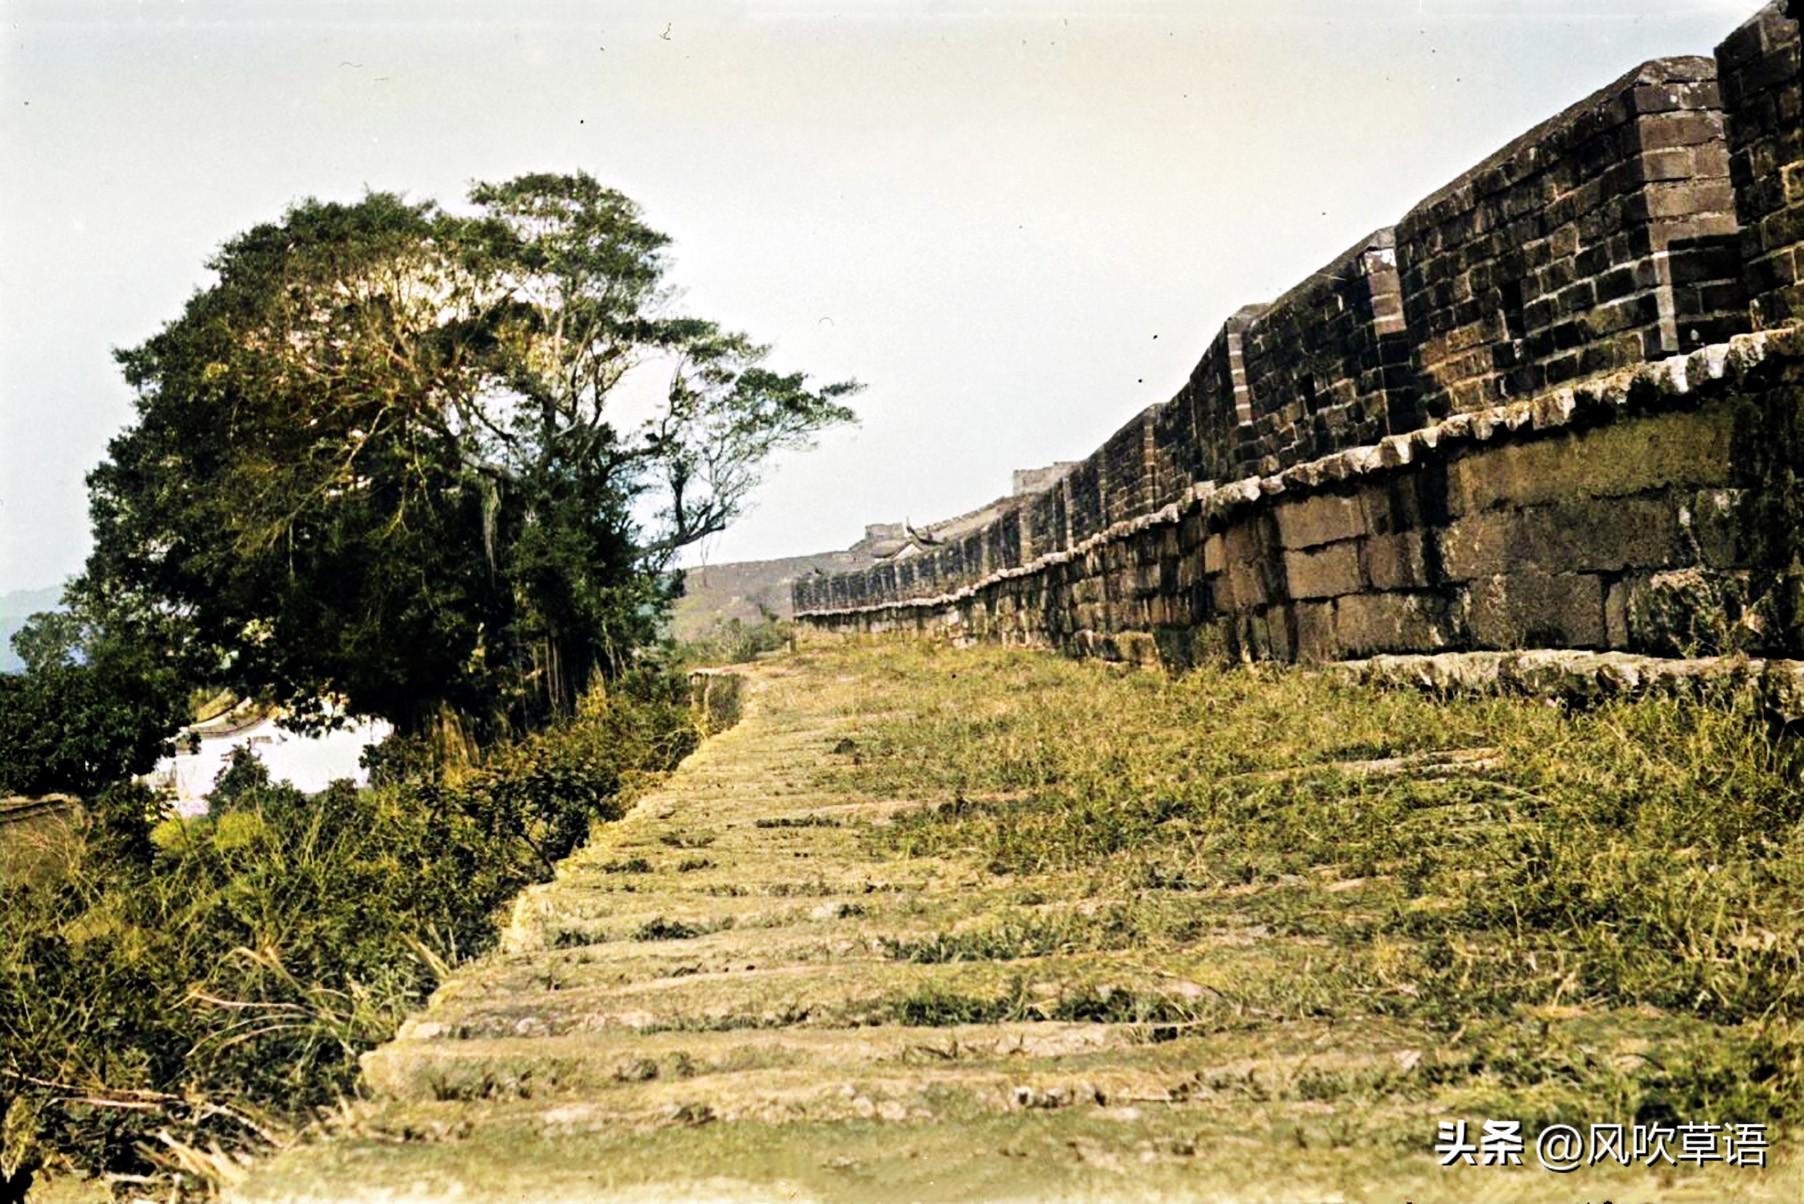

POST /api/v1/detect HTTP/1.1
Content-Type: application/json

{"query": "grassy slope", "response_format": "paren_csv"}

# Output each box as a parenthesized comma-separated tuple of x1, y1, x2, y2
(234, 641, 1803, 1202)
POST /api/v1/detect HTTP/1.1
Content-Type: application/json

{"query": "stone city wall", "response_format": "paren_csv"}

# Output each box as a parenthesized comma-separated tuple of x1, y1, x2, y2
(796, 5, 1804, 671)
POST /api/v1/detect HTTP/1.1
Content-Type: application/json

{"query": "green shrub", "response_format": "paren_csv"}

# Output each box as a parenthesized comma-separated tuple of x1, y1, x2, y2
(675, 615, 793, 666)
(0, 673, 700, 1197)
(0, 607, 191, 801)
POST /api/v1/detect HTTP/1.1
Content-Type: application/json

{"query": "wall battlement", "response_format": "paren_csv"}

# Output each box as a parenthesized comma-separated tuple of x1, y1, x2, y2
(1398, 55, 1746, 419)
(1242, 228, 1416, 477)
(797, 4, 1804, 669)
(1720, 3, 1804, 328)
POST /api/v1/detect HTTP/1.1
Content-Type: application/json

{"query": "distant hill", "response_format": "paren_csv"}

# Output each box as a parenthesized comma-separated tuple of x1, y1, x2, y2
(0, 585, 64, 673)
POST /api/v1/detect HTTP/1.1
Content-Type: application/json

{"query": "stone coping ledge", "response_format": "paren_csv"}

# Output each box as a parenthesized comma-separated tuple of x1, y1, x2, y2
(1324, 649, 1804, 716)
(798, 325, 1804, 622)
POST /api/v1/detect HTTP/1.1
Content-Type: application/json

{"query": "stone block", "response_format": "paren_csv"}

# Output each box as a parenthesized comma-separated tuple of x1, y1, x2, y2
(1333, 591, 1458, 656)
(1243, 605, 1295, 661)
(1444, 407, 1735, 515)
(1179, 511, 1205, 551)
(1112, 631, 1162, 666)
(1682, 487, 1750, 569)
(1294, 600, 1339, 662)
(1462, 572, 1607, 648)
(1284, 541, 1364, 599)
(1223, 556, 1277, 611)
(1223, 514, 1281, 563)
(1201, 531, 1227, 576)
(1361, 475, 1436, 535)
(1175, 550, 1204, 591)
(1363, 530, 1433, 590)
(1275, 492, 1368, 549)
(1438, 496, 1682, 580)
(1605, 579, 1631, 648)
(1620, 567, 1763, 656)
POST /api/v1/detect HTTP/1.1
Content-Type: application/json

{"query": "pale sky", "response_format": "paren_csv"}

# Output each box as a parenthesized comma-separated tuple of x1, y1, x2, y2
(0, 0, 1760, 592)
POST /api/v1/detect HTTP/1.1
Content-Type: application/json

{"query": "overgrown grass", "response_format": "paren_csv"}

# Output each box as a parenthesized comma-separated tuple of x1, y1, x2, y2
(672, 615, 793, 668)
(814, 639, 1804, 1129)
(0, 675, 701, 1199)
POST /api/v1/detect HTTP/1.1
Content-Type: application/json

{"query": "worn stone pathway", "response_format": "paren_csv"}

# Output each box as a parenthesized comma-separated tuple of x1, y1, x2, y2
(233, 653, 1796, 1203)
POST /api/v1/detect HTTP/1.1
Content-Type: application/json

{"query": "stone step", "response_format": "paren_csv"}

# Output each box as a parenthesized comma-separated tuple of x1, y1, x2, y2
(361, 1013, 1452, 1113)
(543, 856, 956, 899)
(353, 1061, 1244, 1128)
(502, 887, 909, 949)
(484, 904, 1298, 997)
(229, 652, 1804, 1204)
(406, 945, 1332, 1040)
(363, 1020, 1168, 1103)
(232, 1089, 1427, 1204)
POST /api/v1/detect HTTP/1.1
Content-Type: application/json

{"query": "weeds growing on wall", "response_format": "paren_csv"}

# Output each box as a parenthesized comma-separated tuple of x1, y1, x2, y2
(0, 676, 699, 1200)
(821, 640, 1804, 1131)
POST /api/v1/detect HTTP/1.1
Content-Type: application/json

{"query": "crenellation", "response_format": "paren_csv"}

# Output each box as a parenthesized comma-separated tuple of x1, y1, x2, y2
(1010, 462, 1076, 495)
(960, 529, 986, 582)
(1148, 391, 1200, 509)
(799, 327, 1804, 667)
(1101, 406, 1159, 526)
(1241, 230, 1420, 477)
(981, 506, 1025, 573)
(1027, 482, 1067, 560)
(1399, 56, 1747, 420)
(1718, 4, 1803, 328)
(1191, 306, 1264, 483)
(1066, 452, 1108, 543)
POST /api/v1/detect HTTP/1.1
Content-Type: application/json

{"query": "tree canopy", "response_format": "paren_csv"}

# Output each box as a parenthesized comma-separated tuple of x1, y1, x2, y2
(83, 172, 857, 736)
(0, 606, 190, 798)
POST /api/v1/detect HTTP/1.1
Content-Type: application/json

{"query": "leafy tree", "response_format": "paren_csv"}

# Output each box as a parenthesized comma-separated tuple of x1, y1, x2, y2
(0, 604, 190, 799)
(84, 173, 857, 736)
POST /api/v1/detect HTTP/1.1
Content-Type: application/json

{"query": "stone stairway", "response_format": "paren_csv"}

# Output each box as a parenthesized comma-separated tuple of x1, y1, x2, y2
(231, 654, 1797, 1203)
